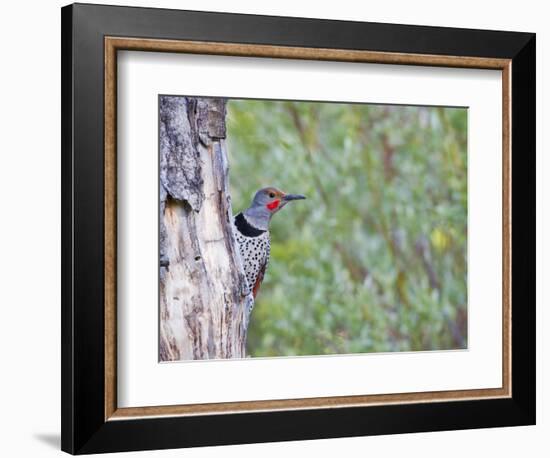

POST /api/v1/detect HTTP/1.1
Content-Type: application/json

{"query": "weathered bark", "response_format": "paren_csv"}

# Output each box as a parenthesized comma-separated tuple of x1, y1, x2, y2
(159, 96, 253, 361)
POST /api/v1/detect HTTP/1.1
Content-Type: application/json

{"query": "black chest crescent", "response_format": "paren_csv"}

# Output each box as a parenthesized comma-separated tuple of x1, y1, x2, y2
(234, 212, 266, 237)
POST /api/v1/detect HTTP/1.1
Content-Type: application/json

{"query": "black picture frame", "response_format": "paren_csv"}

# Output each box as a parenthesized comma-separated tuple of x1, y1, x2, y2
(61, 3, 535, 454)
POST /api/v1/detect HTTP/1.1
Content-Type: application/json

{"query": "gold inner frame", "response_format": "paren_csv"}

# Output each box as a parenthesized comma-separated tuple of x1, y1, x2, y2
(104, 37, 512, 421)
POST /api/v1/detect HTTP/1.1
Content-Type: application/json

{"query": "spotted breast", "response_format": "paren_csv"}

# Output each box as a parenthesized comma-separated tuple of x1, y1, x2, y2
(233, 212, 271, 299)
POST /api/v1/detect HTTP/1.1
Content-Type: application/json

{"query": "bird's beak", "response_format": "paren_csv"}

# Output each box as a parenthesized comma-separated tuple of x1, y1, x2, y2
(282, 193, 306, 201)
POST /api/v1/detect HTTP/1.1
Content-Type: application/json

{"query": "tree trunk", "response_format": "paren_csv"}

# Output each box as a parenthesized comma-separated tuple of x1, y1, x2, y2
(159, 96, 253, 361)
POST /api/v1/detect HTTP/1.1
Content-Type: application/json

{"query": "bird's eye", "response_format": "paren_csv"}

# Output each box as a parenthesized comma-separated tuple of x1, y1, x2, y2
(269, 192, 275, 198)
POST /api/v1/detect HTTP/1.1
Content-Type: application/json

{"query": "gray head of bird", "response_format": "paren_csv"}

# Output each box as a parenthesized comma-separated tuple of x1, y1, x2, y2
(243, 186, 306, 230)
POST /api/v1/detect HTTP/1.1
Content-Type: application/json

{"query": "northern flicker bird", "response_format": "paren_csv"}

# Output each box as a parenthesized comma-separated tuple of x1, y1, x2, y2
(233, 187, 306, 302)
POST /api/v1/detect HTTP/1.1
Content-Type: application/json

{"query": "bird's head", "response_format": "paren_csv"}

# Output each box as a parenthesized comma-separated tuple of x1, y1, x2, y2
(244, 186, 306, 230)
(251, 187, 306, 213)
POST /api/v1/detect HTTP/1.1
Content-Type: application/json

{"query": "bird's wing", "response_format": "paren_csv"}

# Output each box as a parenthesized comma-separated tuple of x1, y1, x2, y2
(252, 260, 267, 299)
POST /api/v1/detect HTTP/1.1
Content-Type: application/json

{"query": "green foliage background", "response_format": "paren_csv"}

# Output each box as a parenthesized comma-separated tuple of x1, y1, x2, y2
(226, 99, 467, 357)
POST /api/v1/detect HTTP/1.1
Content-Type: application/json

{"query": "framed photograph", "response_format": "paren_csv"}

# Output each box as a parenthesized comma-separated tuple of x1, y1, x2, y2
(61, 3, 535, 454)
